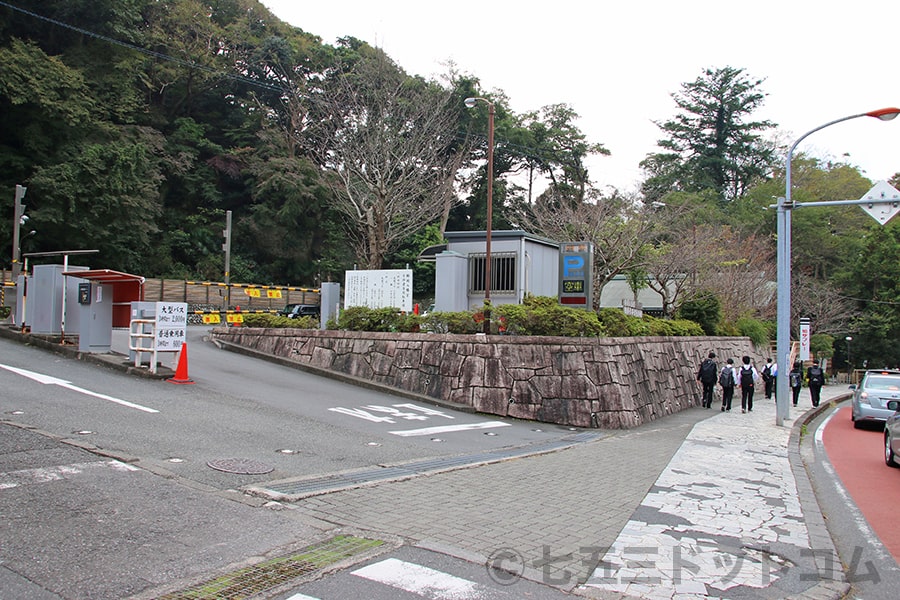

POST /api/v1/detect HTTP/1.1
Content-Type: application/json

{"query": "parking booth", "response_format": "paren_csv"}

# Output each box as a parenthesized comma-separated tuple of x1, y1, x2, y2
(62, 269, 145, 353)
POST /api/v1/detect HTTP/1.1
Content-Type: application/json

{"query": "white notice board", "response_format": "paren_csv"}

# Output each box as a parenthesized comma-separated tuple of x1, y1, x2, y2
(155, 302, 187, 351)
(344, 269, 413, 312)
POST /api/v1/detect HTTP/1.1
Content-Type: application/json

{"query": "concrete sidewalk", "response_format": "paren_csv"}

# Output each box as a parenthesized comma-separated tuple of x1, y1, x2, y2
(286, 385, 851, 599)
(574, 385, 851, 599)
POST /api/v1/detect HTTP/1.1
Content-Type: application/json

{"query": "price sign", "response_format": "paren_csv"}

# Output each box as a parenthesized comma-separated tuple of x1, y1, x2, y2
(155, 302, 187, 351)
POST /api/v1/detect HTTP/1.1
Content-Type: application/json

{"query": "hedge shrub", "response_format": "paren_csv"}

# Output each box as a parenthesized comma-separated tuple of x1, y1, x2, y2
(242, 297, 707, 339)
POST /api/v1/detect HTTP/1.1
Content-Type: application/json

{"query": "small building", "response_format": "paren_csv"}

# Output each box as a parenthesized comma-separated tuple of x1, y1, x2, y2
(598, 275, 667, 316)
(427, 231, 674, 315)
(432, 230, 559, 313)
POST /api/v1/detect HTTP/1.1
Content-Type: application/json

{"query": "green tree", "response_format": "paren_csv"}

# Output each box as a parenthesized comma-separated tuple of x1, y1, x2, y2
(676, 291, 721, 336)
(28, 128, 165, 272)
(517, 103, 609, 203)
(641, 66, 778, 202)
(837, 222, 900, 367)
(787, 158, 874, 280)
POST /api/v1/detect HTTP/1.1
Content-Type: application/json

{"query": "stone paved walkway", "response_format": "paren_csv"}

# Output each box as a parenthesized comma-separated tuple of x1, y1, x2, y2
(576, 386, 850, 599)
(291, 387, 851, 598)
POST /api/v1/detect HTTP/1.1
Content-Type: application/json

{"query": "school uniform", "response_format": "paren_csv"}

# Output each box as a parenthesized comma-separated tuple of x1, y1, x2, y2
(737, 363, 760, 413)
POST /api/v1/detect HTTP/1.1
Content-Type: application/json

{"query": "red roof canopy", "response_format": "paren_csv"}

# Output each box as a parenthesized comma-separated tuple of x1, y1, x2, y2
(62, 269, 145, 284)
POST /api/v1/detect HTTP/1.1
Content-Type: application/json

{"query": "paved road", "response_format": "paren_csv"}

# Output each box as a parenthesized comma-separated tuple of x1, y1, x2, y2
(811, 403, 900, 600)
(1, 329, 874, 600)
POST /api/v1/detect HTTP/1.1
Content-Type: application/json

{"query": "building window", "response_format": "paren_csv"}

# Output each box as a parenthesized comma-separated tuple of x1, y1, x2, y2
(469, 252, 516, 295)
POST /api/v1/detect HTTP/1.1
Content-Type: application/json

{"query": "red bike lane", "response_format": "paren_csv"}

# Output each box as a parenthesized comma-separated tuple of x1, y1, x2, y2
(822, 406, 900, 563)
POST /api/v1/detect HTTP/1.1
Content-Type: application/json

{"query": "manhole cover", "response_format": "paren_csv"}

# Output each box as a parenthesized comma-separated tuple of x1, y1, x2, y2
(207, 458, 274, 475)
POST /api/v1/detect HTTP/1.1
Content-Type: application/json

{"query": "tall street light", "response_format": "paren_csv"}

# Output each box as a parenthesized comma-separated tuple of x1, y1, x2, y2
(845, 336, 853, 382)
(465, 96, 495, 334)
(775, 107, 900, 425)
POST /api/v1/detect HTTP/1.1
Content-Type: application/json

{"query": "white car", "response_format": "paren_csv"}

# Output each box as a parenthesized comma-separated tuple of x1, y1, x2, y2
(850, 370, 900, 429)
(885, 400, 900, 468)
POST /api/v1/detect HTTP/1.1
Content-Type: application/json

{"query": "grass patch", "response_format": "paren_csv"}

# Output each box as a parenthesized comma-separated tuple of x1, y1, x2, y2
(159, 535, 384, 599)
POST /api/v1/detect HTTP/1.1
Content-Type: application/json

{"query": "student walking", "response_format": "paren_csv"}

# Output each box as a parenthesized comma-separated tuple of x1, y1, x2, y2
(696, 352, 718, 409)
(719, 358, 737, 412)
(789, 362, 803, 406)
(738, 356, 759, 413)
(762, 358, 777, 401)
(807, 359, 826, 407)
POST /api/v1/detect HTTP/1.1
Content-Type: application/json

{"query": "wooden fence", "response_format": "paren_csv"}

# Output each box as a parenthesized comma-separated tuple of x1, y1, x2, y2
(143, 279, 319, 311)
(1, 270, 319, 312)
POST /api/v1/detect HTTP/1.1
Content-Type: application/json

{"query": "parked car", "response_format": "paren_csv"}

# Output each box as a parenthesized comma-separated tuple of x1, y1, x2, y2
(850, 370, 900, 429)
(885, 400, 900, 467)
(279, 304, 320, 319)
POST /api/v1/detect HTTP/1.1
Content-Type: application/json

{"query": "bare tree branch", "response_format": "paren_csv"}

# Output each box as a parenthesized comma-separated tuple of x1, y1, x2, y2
(307, 53, 466, 268)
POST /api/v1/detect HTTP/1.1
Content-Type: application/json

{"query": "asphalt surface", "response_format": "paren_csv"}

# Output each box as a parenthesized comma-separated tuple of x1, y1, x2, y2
(0, 327, 860, 599)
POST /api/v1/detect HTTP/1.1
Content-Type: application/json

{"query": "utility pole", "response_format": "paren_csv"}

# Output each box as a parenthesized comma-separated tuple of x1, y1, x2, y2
(11, 185, 27, 280)
(223, 210, 232, 309)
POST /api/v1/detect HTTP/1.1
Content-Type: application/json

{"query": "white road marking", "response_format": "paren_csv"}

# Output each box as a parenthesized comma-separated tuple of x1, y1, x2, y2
(0, 363, 158, 413)
(352, 557, 488, 599)
(330, 403, 455, 424)
(285, 594, 320, 600)
(389, 421, 512, 437)
(0, 460, 139, 490)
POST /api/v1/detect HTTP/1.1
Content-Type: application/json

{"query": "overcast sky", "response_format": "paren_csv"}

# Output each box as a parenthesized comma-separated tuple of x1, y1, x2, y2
(262, 1, 900, 194)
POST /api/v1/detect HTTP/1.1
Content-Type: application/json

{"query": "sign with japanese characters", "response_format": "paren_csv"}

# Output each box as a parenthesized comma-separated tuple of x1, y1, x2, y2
(558, 241, 593, 309)
(799, 317, 810, 361)
(155, 302, 187, 351)
(344, 269, 413, 312)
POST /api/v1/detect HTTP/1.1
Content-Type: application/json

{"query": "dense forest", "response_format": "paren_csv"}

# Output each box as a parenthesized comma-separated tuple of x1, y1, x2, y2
(1, 0, 899, 366)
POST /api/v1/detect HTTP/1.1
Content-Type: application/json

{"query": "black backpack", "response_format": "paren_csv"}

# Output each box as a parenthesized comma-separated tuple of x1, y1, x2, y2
(700, 359, 717, 383)
(790, 371, 802, 388)
(740, 365, 754, 387)
(762, 364, 772, 382)
(809, 367, 824, 386)
(719, 367, 734, 387)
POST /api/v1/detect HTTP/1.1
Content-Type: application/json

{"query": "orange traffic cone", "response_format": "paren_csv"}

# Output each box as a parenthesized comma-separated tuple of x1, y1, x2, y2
(168, 342, 194, 384)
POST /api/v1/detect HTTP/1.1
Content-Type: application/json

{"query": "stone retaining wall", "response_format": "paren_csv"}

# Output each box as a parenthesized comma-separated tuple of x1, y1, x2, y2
(212, 328, 762, 429)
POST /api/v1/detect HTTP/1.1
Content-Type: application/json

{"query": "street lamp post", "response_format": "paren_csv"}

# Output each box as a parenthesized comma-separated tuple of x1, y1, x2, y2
(845, 336, 853, 383)
(465, 97, 495, 334)
(775, 107, 900, 426)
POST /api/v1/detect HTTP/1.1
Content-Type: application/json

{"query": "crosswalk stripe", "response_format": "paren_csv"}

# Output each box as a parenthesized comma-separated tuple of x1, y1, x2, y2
(351, 558, 488, 599)
(0, 460, 139, 490)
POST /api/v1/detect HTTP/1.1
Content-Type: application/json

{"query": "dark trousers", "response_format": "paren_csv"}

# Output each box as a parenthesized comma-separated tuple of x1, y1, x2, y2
(741, 385, 754, 411)
(701, 382, 715, 408)
(764, 378, 775, 399)
(809, 384, 822, 407)
(791, 385, 801, 405)
(721, 386, 734, 411)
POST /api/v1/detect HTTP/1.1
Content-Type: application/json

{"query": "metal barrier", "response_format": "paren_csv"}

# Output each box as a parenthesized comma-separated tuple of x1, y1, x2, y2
(129, 318, 184, 374)
(129, 319, 160, 373)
